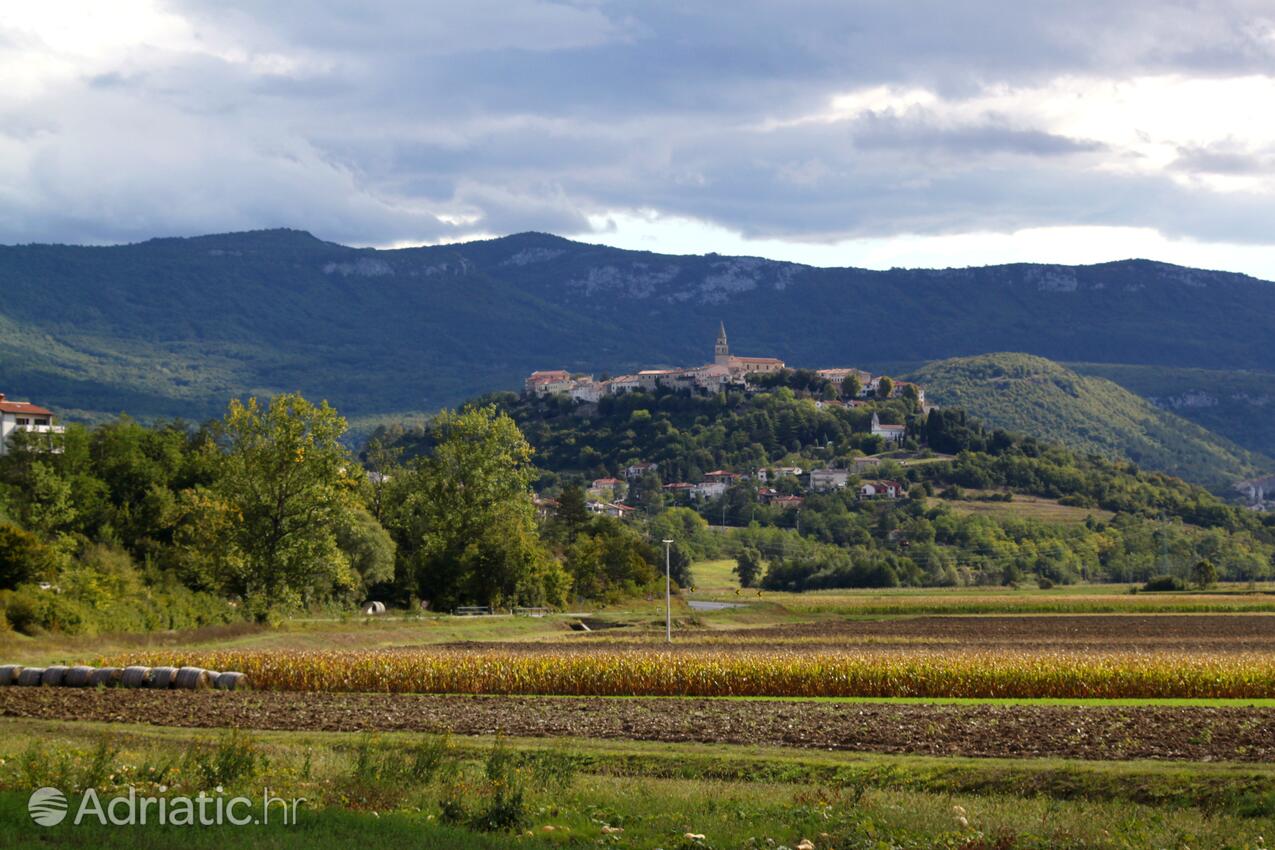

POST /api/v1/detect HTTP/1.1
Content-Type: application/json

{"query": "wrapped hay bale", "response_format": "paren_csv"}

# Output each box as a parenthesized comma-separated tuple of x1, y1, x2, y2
(120, 666, 151, 688)
(0, 665, 23, 686)
(173, 667, 210, 690)
(213, 671, 248, 691)
(63, 666, 96, 687)
(40, 666, 69, 686)
(149, 666, 178, 689)
(17, 668, 45, 686)
(89, 667, 121, 688)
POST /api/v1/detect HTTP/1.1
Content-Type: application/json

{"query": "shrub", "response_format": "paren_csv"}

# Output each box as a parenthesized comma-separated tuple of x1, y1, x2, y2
(1143, 574, 1186, 592)
(186, 730, 267, 788)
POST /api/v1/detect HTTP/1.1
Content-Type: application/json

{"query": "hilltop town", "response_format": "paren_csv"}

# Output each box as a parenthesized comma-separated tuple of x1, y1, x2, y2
(523, 324, 931, 518)
(526, 323, 924, 409)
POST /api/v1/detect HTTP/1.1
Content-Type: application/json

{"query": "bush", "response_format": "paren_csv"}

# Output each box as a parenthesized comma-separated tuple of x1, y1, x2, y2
(186, 730, 267, 788)
(1143, 574, 1186, 592)
(341, 733, 455, 810)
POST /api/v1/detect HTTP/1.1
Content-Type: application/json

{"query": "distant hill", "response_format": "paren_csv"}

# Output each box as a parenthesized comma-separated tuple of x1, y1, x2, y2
(910, 354, 1272, 490)
(3, 228, 1275, 442)
(1068, 363, 1275, 462)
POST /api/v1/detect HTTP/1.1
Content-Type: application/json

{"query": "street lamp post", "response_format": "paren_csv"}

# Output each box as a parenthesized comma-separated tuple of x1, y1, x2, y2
(662, 538, 674, 643)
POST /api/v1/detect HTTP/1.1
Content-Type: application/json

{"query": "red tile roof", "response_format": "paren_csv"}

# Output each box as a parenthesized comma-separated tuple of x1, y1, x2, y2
(0, 394, 51, 416)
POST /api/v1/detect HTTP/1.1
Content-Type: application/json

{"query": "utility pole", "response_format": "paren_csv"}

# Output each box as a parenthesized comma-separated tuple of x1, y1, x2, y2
(662, 539, 674, 643)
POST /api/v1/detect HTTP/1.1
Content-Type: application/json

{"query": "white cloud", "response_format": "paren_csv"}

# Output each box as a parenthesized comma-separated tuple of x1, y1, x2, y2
(0, 1, 1274, 277)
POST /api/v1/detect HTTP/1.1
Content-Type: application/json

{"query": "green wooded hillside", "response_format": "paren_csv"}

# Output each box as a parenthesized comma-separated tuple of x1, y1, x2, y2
(910, 354, 1271, 490)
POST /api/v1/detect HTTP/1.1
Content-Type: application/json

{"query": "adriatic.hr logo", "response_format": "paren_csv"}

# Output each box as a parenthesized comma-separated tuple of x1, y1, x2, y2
(26, 786, 303, 827)
(28, 787, 69, 826)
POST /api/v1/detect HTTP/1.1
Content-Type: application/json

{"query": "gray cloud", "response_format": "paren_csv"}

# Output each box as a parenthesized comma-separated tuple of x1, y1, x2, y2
(0, 1, 1273, 248)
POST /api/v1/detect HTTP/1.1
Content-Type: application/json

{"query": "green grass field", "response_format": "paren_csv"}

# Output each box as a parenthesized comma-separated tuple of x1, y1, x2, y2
(0, 720, 1271, 849)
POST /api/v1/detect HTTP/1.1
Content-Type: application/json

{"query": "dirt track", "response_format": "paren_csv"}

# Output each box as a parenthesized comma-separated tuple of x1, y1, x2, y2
(3, 688, 1273, 762)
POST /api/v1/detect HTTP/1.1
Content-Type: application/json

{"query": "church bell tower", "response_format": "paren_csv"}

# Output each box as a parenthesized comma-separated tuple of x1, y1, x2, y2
(714, 321, 730, 365)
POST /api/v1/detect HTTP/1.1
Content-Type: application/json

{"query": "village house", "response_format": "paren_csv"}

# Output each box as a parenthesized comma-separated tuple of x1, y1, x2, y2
(606, 374, 642, 394)
(625, 461, 659, 480)
(590, 477, 626, 500)
(754, 466, 803, 482)
(816, 367, 873, 390)
(690, 480, 729, 500)
(591, 502, 636, 519)
(891, 381, 926, 404)
(532, 495, 559, 519)
(525, 370, 574, 395)
(569, 381, 603, 403)
(661, 482, 695, 497)
(770, 495, 804, 509)
(703, 470, 742, 485)
(858, 479, 904, 499)
(870, 412, 907, 445)
(0, 393, 65, 456)
(809, 468, 850, 491)
(852, 456, 883, 473)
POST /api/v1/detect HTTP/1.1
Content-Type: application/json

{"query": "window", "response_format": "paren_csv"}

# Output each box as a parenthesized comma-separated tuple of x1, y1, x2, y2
(35, 419, 49, 426)
(15, 418, 29, 425)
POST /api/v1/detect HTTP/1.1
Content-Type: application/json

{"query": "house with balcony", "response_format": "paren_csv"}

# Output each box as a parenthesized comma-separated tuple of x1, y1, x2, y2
(0, 393, 65, 456)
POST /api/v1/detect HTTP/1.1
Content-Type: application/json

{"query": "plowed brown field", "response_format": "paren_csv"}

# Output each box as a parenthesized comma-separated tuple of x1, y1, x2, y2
(2, 688, 1273, 762)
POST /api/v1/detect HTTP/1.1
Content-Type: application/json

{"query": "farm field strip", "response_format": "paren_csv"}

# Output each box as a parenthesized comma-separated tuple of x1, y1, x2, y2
(98, 647, 1275, 699)
(3, 688, 1275, 763)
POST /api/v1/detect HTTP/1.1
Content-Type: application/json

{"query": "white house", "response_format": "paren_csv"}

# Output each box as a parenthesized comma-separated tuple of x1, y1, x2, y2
(625, 462, 659, 480)
(0, 393, 64, 456)
(870, 412, 907, 445)
(569, 381, 603, 403)
(755, 466, 803, 483)
(816, 368, 872, 389)
(808, 468, 850, 491)
(690, 480, 729, 500)
(858, 479, 904, 499)
(605, 374, 642, 394)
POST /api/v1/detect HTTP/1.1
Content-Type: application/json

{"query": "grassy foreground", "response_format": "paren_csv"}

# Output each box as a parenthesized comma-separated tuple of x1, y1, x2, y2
(0, 720, 1272, 849)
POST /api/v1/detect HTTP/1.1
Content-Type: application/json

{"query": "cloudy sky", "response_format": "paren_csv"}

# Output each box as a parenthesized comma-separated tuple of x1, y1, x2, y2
(3, 1, 1275, 275)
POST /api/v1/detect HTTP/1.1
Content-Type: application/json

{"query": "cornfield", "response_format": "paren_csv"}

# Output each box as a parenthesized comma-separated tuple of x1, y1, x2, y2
(101, 648, 1275, 700)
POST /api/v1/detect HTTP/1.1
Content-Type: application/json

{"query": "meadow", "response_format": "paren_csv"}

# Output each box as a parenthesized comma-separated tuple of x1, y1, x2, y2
(4, 577, 1275, 846)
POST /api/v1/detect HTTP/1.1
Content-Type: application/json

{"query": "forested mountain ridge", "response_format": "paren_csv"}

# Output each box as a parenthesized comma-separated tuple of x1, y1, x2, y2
(4, 228, 1275, 433)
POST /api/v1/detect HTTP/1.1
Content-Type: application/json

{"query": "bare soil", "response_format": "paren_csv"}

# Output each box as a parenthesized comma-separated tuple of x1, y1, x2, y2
(2, 688, 1273, 763)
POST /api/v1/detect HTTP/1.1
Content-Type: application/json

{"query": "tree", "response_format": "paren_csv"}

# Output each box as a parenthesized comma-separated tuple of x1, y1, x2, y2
(876, 376, 894, 399)
(734, 546, 764, 587)
(335, 505, 397, 596)
(0, 523, 59, 589)
(206, 393, 357, 616)
(841, 374, 863, 400)
(632, 471, 665, 515)
(391, 405, 560, 608)
(1191, 558, 1218, 589)
(555, 482, 590, 536)
(361, 430, 404, 523)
